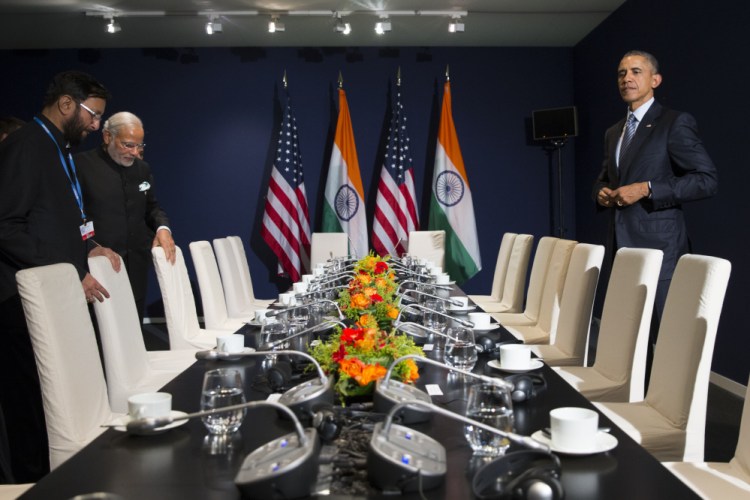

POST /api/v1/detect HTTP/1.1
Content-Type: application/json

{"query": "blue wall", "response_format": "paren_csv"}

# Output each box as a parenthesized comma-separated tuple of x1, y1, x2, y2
(573, 0, 750, 384)
(0, 46, 576, 315)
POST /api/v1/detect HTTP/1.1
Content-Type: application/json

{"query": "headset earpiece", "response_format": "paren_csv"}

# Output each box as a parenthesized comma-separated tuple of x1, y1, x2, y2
(472, 450, 563, 500)
(310, 404, 343, 443)
(505, 374, 547, 403)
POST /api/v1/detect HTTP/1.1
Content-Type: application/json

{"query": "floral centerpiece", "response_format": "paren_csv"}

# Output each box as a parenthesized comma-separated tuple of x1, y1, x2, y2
(310, 253, 423, 401)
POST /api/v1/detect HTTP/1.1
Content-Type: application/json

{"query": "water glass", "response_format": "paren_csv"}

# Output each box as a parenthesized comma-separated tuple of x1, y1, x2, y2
(261, 320, 288, 359)
(289, 306, 310, 328)
(201, 368, 246, 435)
(464, 383, 514, 456)
(422, 299, 447, 333)
(444, 327, 478, 371)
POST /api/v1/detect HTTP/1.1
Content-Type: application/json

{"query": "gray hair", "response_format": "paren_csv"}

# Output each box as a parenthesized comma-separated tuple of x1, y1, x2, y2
(103, 111, 143, 136)
(622, 50, 660, 74)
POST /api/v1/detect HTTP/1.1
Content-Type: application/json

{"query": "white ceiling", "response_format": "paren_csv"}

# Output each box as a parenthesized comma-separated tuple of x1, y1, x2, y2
(0, 1, 625, 49)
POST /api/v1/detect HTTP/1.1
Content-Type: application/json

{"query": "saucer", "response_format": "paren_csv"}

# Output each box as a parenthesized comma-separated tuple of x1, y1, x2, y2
(111, 411, 189, 434)
(471, 323, 501, 333)
(530, 430, 618, 455)
(245, 318, 277, 327)
(448, 304, 477, 314)
(212, 347, 255, 361)
(487, 359, 544, 373)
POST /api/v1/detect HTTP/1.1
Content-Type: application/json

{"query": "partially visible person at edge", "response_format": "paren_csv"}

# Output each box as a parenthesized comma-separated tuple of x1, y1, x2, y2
(76, 111, 175, 323)
(593, 50, 718, 353)
(0, 71, 120, 482)
(0, 116, 24, 142)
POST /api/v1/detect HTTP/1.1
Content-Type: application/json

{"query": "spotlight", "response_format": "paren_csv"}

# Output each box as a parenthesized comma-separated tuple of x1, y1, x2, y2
(269, 16, 285, 33)
(105, 17, 121, 34)
(205, 16, 222, 35)
(375, 18, 391, 35)
(448, 17, 465, 33)
(334, 15, 351, 35)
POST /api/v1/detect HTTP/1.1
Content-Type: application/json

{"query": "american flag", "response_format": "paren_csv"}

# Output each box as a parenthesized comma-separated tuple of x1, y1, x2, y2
(261, 89, 311, 282)
(371, 77, 419, 257)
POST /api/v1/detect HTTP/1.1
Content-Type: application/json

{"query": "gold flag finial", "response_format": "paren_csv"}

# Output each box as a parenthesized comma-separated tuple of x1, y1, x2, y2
(445, 64, 450, 82)
(338, 71, 343, 88)
(397, 66, 401, 87)
(283, 70, 288, 89)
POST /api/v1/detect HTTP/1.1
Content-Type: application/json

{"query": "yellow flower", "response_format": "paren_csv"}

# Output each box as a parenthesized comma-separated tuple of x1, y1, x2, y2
(363, 287, 378, 297)
(356, 273, 373, 285)
(355, 328, 377, 350)
(356, 314, 378, 329)
(386, 304, 399, 319)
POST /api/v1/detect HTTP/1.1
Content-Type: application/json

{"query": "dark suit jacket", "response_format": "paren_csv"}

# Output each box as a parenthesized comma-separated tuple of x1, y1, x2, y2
(592, 100, 718, 281)
(0, 115, 89, 302)
(76, 147, 170, 305)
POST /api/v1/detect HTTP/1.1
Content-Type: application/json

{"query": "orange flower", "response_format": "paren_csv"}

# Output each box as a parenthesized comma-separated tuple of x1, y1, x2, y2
(363, 287, 378, 297)
(374, 277, 388, 289)
(356, 314, 377, 329)
(339, 358, 363, 379)
(404, 359, 420, 382)
(356, 273, 373, 286)
(350, 293, 370, 309)
(358, 363, 387, 386)
(355, 329, 377, 350)
(386, 304, 399, 319)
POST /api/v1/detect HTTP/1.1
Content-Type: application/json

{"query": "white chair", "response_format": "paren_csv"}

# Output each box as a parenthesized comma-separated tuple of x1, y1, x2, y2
(407, 230, 446, 269)
(152, 246, 235, 350)
(554, 248, 663, 402)
(530, 243, 604, 366)
(310, 232, 348, 269)
(595, 254, 732, 462)
(497, 238, 577, 344)
(474, 234, 533, 313)
(188, 240, 248, 330)
(219, 236, 273, 313)
(489, 236, 559, 326)
(88, 255, 196, 413)
(469, 232, 516, 305)
(15, 263, 123, 470)
(665, 374, 750, 498)
(0, 484, 34, 499)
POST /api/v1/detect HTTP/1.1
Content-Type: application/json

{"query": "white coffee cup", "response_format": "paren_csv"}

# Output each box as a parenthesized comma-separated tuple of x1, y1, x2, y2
(128, 392, 172, 420)
(499, 344, 531, 369)
(468, 312, 491, 329)
(254, 309, 269, 322)
(216, 334, 245, 353)
(435, 273, 450, 284)
(301, 274, 314, 285)
(429, 266, 443, 276)
(452, 296, 469, 307)
(293, 282, 308, 294)
(549, 407, 599, 452)
(279, 292, 296, 307)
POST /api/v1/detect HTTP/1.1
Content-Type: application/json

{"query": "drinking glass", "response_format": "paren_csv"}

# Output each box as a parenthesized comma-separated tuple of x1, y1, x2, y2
(289, 305, 310, 328)
(464, 383, 514, 456)
(422, 299, 447, 333)
(261, 320, 288, 359)
(444, 327, 477, 371)
(201, 368, 246, 435)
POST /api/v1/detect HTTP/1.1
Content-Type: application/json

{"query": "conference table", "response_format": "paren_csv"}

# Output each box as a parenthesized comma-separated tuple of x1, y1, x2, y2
(19, 309, 698, 499)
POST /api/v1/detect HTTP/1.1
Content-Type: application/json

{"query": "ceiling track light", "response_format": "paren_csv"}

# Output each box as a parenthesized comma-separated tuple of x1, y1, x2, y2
(205, 15, 222, 35)
(269, 16, 285, 33)
(104, 15, 121, 34)
(334, 13, 351, 35)
(375, 16, 391, 35)
(448, 15, 465, 33)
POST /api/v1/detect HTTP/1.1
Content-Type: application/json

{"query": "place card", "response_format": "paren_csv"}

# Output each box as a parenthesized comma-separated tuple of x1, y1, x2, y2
(425, 384, 443, 396)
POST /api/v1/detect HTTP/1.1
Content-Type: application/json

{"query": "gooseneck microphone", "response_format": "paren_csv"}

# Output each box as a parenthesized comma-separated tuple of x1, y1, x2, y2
(265, 300, 345, 320)
(399, 289, 464, 307)
(395, 279, 452, 294)
(395, 304, 475, 328)
(373, 353, 512, 423)
(368, 400, 551, 494)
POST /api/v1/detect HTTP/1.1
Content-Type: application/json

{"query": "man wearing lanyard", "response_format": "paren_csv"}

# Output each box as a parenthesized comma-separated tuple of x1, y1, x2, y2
(0, 71, 118, 482)
(593, 51, 718, 371)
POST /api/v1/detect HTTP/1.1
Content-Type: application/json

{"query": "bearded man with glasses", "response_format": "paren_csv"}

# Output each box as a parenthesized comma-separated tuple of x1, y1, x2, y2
(76, 111, 175, 324)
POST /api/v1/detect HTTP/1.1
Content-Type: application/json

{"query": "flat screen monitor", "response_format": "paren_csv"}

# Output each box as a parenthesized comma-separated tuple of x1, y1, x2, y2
(532, 106, 578, 141)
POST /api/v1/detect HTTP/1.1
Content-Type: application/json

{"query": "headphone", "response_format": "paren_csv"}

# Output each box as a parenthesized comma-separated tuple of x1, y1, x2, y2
(472, 450, 563, 500)
(265, 361, 304, 391)
(505, 374, 547, 403)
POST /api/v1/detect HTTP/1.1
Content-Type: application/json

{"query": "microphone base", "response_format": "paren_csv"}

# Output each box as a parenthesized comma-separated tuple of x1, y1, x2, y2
(374, 380, 432, 424)
(235, 428, 320, 499)
(368, 422, 446, 493)
(278, 376, 335, 421)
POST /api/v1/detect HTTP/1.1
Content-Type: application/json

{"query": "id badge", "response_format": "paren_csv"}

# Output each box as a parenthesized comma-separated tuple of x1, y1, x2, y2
(80, 221, 95, 241)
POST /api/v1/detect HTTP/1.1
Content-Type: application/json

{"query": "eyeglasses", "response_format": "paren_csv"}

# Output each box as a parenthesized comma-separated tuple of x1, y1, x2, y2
(118, 139, 146, 151)
(78, 102, 103, 122)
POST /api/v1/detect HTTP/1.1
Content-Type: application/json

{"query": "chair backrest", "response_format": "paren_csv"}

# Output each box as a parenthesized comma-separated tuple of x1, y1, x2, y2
(227, 235, 259, 303)
(646, 254, 731, 461)
(152, 246, 204, 350)
(497, 234, 533, 313)
(214, 237, 251, 316)
(310, 232, 348, 269)
(593, 248, 663, 402)
(488, 233, 517, 300)
(15, 263, 112, 469)
(520, 237, 559, 322)
(189, 241, 231, 330)
(534, 238, 577, 340)
(88, 255, 152, 413)
(549, 243, 604, 365)
(732, 374, 750, 474)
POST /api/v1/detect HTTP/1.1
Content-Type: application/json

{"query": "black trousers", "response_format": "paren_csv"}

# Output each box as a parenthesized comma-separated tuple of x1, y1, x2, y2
(0, 294, 50, 483)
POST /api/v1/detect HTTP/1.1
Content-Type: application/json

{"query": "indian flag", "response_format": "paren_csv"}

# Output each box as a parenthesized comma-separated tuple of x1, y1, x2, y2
(322, 87, 368, 258)
(428, 80, 481, 284)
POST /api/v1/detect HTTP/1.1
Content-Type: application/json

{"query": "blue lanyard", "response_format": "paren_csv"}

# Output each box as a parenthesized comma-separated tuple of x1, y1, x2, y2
(34, 117, 87, 221)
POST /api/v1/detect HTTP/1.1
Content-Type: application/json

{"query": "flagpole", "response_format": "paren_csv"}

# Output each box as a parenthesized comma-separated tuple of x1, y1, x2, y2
(338, 71, 343, 89)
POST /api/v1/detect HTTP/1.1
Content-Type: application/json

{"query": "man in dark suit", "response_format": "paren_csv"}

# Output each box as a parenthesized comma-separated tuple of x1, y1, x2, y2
(593, 50, 718, 334)
(76, 111, 175, 322)
(0, 71, 118, 482)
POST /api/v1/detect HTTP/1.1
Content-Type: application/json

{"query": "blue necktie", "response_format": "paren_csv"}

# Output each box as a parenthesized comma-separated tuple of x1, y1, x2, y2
(618, 113, 638, 166)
